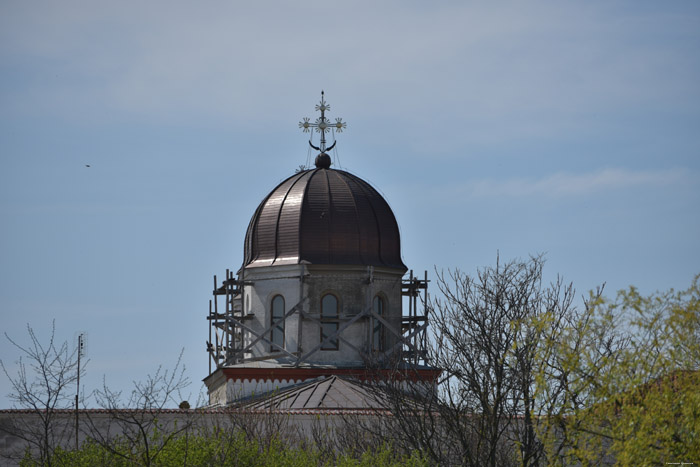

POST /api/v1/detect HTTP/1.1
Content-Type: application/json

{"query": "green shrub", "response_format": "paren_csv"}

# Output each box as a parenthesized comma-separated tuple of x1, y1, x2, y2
(27, 426, 427, 466)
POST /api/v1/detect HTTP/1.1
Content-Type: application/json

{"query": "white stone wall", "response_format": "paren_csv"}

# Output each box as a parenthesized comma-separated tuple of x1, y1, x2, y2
(241, 264, 404, 365)
(205, 370, 227, 406)
(301, 265, 403, 365)
(0, 409, 392, 466)
(241, 264, 305, 358)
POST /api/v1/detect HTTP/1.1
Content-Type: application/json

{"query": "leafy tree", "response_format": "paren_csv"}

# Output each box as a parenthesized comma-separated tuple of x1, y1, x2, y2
(539, 275, 700, 465)
(589, 276, 699, 465)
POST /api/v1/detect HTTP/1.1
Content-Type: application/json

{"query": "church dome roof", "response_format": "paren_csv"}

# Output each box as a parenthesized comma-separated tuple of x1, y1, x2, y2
(244, 165, 406, 271)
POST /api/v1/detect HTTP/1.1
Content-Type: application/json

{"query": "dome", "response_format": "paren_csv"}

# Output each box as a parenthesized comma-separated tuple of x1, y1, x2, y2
(244, 166, 406, 271)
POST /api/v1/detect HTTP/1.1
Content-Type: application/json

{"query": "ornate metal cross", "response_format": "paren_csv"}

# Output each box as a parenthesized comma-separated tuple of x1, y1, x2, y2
(299, 91, 347, 153)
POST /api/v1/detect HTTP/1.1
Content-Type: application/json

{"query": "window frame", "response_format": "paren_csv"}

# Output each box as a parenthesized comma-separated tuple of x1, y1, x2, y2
(320, 293, 340, 350)
(270, 294, 285, 352)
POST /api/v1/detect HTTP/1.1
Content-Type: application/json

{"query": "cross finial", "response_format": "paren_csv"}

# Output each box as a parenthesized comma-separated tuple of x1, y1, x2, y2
(299, 91, 347, 157)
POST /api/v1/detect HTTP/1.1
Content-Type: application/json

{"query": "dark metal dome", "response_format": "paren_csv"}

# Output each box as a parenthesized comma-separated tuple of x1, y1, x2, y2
(244, 167, 406, 271)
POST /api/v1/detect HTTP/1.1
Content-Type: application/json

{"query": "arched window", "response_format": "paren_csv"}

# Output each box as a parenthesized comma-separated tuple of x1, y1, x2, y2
(372, 295, 385, 351)
(321, 293, 339, 350)
(270, 295, 285, 351)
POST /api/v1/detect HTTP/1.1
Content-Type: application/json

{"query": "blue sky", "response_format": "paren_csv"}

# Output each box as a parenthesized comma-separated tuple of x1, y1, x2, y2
(1, 1, 699, 407)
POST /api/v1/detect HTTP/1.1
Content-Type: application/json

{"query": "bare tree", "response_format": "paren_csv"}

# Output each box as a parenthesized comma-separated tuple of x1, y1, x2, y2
(221, 406, 302, 452)
(82, 350, 193, 466)
(362, 255, 589, 466)
(0, 321, 83, 466)
(423, 255, 560, 465)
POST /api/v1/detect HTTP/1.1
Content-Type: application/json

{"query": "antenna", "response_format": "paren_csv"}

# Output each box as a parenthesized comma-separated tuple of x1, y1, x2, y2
(74, 331, 88, 358)
(75, 331, 87, 450)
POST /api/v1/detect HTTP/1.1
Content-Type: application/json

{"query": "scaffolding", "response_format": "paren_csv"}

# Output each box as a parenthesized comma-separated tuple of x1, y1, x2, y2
(206, 269, 243, 374)
(401, 270, 430, 366)
(206, 269, 430, 374)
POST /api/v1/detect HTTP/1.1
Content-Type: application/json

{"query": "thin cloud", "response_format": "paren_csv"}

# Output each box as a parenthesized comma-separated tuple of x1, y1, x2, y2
(469, 168, 693, 198)
(2, 1, 697, 131)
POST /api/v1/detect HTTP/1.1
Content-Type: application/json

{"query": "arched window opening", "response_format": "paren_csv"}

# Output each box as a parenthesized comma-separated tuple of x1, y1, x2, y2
(270, 295, 285, 351)
(321, 293, 339, 350)
(372, 295, 385, 351)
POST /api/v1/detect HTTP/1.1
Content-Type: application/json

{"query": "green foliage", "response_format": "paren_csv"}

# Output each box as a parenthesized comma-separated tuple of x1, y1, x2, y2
(598, 276, 700, 466)
(537, 274, 700, 465)
(28, 427, 426, 467)
(336, 444, 427, 467)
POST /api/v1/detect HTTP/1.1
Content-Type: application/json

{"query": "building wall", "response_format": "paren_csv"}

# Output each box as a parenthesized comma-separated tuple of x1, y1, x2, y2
(241, 264, 404, 365)
(0, 409, 390, 466)
(205, 264, 405, 405)
(302, 264, 403, 364)
(241, 264, 305, 358)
